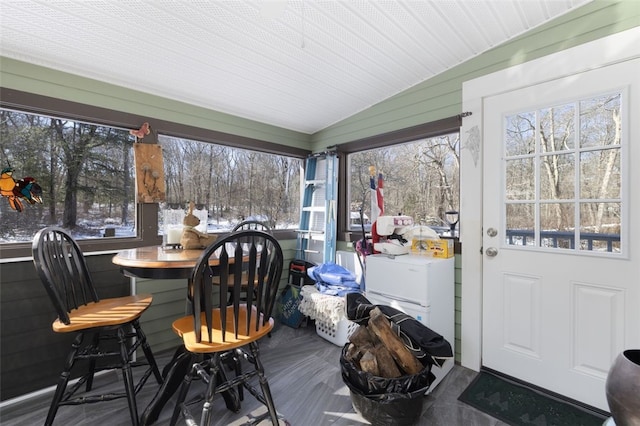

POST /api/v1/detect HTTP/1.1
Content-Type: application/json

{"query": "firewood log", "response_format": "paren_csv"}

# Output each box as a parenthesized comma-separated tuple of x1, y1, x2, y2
(373, 345, 402, 378)
(359, 350, 380, 376)
(367, 307, 423, 375)
(349, 325, 375, 347)
(345, 343, 359, 362)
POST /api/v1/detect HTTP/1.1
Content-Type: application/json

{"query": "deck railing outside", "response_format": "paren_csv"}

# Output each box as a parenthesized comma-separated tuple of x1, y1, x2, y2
(505, 230, 620, 252)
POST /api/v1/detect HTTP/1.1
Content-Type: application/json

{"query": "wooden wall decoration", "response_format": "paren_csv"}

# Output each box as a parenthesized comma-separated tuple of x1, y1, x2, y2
(131, 122, 165, 203)
(133, 143, 166, 203)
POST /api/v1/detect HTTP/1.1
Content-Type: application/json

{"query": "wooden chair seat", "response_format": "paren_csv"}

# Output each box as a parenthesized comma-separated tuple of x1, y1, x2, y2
(52, 294, 153, 333)
(172, 306, 273, 353)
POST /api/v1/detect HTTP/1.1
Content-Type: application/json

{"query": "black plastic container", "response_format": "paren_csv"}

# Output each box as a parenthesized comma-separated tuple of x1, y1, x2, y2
(340, 344, 432, 425)
(287, 259, 316, 286)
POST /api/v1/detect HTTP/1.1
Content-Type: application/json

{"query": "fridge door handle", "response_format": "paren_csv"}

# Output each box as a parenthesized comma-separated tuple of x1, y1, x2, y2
(367, 290, 426, 307)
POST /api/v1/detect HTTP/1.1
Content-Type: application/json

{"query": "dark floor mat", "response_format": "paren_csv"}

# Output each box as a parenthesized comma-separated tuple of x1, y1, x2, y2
(458, 370, 607, 426)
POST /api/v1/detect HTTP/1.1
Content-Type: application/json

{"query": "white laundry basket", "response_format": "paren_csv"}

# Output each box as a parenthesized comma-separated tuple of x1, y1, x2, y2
(315, 317, 358, 346)
(299, 286, 359, 346)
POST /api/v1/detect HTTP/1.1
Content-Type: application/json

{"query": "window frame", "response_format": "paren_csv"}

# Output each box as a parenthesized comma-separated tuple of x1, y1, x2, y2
(501, 92, 624, 255)
(0, 88, 307, 259)
(334, 115, 462, 240)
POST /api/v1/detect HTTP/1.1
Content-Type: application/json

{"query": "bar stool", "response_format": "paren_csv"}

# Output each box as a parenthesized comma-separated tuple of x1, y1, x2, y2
(32, 226, 163, 425)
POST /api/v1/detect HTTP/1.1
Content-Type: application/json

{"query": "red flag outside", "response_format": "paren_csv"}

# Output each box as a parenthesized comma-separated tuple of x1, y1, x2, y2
(370, 167, 384, 223)
(376, 172, 384, 218)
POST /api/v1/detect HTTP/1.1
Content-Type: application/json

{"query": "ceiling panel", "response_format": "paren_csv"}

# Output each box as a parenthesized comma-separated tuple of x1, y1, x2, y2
(0, 0, 592, 134)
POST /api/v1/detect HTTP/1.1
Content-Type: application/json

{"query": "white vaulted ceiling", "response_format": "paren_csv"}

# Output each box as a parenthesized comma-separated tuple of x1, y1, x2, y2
(0, 0, 591, 134)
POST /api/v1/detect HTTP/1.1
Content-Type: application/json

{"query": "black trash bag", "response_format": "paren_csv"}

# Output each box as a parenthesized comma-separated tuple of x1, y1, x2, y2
(340, 344, 433, 395)
(349, 384, 429, 426)
(340, 344, 430, 425)
(345, 292, 453, 368)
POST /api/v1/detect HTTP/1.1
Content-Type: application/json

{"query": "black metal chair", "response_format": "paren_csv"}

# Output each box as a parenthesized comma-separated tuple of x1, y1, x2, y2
(232, 219, 272, 233)
(170, 230, 284, 426)
(32, 226, 163, 426)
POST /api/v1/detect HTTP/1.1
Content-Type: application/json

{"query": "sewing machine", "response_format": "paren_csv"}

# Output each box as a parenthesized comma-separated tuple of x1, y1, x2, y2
(373, 215, 414, 255)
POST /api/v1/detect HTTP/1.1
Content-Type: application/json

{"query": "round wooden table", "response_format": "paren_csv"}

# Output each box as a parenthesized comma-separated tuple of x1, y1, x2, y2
(112, 246, 210, 280)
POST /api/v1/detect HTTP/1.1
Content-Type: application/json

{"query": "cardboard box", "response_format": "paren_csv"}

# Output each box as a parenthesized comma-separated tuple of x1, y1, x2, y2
(427, 239, 454, 258)
(411, 237, 431, 254)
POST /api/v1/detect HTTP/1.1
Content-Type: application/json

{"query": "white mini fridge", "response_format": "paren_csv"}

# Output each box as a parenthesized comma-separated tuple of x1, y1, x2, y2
(364, 253, 455, 392)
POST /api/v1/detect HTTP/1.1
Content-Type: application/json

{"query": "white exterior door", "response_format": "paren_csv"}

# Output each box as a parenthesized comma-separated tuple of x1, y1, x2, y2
(481, 58, 640, 410)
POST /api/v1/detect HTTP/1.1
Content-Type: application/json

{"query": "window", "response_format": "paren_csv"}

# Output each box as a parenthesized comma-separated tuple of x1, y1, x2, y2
(0, 108, 136, 243)
(347, 131, 460, 236)
(157, 135, 302, 234)
(504, 92, 622, 252)
(0, 88, 308, 257)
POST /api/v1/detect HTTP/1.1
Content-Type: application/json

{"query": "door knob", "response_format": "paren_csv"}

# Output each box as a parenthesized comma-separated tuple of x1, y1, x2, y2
(486, 247, 498, 257)
(487, 228, 498, 237)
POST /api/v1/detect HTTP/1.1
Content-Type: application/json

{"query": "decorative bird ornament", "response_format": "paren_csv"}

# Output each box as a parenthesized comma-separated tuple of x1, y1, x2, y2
(0, 167, 15, 194)
(1, 167, 23, 212)
(14, 177, 43, 205)
(130, 122, 151, 139)
(1, 167, 44, 212)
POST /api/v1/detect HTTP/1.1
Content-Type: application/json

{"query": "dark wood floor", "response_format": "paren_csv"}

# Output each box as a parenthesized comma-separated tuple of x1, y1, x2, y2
(0, 323, 508, 425)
